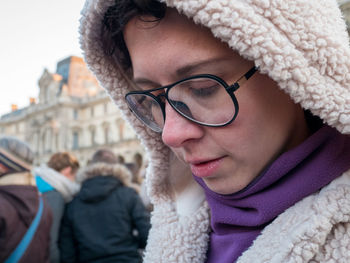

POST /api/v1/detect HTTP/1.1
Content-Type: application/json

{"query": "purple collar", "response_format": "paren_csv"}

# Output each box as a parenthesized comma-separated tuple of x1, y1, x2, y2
(194, 125, 350, 262)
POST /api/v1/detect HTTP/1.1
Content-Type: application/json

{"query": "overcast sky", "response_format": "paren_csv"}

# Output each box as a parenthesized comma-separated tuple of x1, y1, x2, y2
(0, 0, 86, 116)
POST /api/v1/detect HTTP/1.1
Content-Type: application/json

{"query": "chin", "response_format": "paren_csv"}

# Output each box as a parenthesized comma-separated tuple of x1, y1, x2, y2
(204, 180, 239, 195)
(204, 177, 250, 195)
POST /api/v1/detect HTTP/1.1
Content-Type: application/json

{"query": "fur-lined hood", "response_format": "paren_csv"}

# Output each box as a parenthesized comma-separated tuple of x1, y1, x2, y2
(76, 162, 135, 188)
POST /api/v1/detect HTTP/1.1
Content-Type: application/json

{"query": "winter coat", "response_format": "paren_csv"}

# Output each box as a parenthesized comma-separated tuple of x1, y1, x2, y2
(44, 190, 64, 263)
(59, 162, 150, 263)
(34, 165, 80, 263)
(0, 173, 52, 263)
(79, 0, 350, 262)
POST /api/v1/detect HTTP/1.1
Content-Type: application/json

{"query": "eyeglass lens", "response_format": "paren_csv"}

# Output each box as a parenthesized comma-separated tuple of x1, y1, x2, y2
(126, 94, 165, 132)
(168, 78, 236, 125)
(126, 77, 236, 132)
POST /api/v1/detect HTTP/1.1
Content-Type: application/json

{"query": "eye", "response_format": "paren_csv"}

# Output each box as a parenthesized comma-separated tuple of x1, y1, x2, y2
(169, 99, 193, 118)
(135, 96, 146, 105)
(175, 78, 221, 98)
(189, 83, 220, 98)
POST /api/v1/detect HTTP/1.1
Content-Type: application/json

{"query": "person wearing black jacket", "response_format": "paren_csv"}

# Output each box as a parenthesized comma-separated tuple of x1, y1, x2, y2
(59, 149, 150, 263)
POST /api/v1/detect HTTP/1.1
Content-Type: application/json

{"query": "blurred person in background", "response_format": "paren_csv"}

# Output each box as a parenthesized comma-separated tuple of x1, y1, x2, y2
(133, 153, 144, 185)
(0, 136, 52, 263)
(33, 152, 80, 263)
(125, 162, 141, 191)
(59, 148, 151, 263)
(117, 154, 125, 164)
(133, 154, 152, 212)
(126, 154, 153, 211)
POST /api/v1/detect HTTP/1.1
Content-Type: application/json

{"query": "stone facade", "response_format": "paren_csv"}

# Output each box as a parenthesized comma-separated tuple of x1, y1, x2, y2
(0, 56, 144, 166)
(339, 0, 350, 35)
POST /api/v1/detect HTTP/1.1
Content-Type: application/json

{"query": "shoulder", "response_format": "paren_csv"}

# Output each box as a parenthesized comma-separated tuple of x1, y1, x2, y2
(43, 190, 65, 214)
(117, 185, 141, 200)
(0, 185, 39, 214)
(237, 170, 350, 262)
(0, 189, 17, 219)
(109, 185, 144, 210)
(44, 189, 64, 200)
(312, 221, 350, 261)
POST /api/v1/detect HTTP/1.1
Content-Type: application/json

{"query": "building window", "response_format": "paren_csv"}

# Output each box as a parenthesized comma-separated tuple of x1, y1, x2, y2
(90, 106, 94, 117)
(35, 132, 39, 153)
(73, 109, 78, 120)
(42, 131, 46, 153)
(104, 103, 108, 114)
(104, 125, 109, 144)
(55, 134, 59, 151)
(90, 129, 96, 145)
(46, 128, 52, 153)
(73, 132, 79, 150)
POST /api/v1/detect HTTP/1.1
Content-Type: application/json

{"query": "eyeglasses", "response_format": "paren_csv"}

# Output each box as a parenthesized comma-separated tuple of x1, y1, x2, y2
(125, 66, 258, 133)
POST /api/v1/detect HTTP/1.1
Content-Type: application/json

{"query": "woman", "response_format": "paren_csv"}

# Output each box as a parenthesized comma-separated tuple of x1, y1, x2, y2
(79, 0, 350, 262)
(33, 152, 80, 263)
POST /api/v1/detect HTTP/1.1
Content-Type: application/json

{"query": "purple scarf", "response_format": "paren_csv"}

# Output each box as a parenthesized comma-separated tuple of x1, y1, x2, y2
(194, 125, 350, 263)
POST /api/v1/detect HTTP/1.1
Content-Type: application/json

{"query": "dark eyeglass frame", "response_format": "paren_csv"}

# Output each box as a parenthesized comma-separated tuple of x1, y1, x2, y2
(125, 66, 259, 132)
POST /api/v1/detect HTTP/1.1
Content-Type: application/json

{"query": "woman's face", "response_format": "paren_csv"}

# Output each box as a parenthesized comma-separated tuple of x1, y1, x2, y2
(124, 9, 310, 194)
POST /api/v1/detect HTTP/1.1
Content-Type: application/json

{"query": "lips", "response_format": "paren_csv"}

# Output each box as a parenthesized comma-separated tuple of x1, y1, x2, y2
(189, 157, 224, 178)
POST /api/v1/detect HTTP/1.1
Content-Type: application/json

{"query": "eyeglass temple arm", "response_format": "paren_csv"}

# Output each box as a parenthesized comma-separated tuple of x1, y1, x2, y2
(231, 66, 259, 91)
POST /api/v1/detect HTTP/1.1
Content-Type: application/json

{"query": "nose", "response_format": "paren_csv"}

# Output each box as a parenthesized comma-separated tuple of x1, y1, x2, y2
(162, 101, 204, 148)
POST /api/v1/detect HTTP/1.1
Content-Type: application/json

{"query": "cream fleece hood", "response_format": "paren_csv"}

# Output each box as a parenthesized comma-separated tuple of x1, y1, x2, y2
(80, 1, 350, 262)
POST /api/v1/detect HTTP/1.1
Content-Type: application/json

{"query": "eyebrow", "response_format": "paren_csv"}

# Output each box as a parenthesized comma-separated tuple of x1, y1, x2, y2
(175, 57, 235, 77)
(133, 77, 157, 86)
(132, 57, 236, 87)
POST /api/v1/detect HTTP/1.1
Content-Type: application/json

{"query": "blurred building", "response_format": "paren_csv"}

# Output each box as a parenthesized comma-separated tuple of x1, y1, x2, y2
(339, 0, 350, 35)
(0, 56, 144, 165)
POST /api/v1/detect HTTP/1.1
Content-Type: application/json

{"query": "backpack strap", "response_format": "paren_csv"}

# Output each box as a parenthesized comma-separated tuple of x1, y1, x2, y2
(5, 195, 44, 263)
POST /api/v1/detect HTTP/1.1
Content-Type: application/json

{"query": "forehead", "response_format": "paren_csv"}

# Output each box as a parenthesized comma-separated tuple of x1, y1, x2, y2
(123, 9, 247, 82)
(124, 9, 199, 49)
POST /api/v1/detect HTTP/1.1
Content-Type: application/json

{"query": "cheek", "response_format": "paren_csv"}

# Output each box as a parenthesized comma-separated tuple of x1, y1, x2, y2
(168, 146, 185, 162)
(214, 82, 298, 169)
(237, 77, 296, 138)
